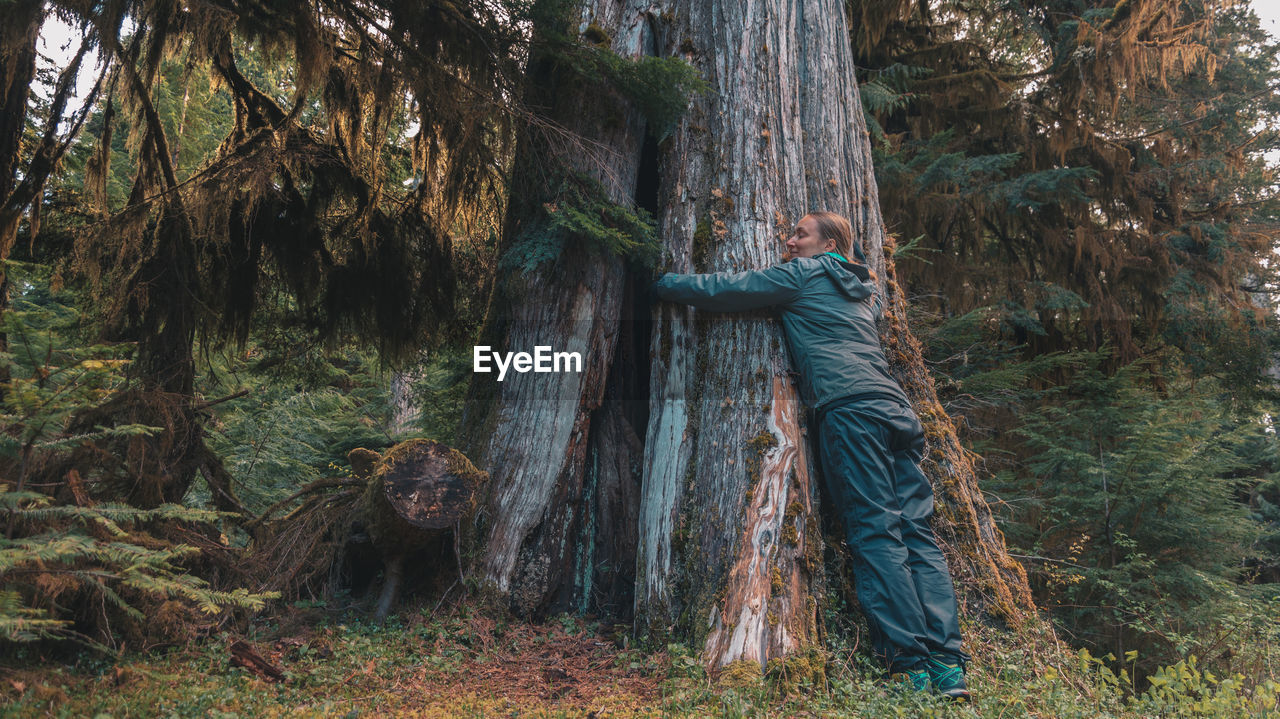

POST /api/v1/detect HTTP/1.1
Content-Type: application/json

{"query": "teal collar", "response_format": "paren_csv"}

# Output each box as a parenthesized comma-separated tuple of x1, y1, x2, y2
(823, 251, 849, 263)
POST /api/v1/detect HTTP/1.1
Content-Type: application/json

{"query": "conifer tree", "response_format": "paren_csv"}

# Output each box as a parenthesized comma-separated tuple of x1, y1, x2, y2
(851, 0, 1279, 380)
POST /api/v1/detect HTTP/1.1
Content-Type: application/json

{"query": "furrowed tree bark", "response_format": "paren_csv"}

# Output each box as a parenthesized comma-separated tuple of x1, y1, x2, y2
(0, 0, 43, 256)
(637, 0, 836, 673)
(636, 0, 1044, 673)
(462, 2, 654, 616)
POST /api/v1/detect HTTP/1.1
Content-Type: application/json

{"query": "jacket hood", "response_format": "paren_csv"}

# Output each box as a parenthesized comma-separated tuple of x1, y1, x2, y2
(816, 253, 873, 300)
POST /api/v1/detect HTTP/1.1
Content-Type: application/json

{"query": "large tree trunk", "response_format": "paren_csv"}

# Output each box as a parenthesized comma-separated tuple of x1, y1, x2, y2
(461, 2, 652, 616)
(470, 0, 1045, 672)
(636, 0, 855, 670)
(0, 0, 42, 246)
(637, 0, 1041, 671)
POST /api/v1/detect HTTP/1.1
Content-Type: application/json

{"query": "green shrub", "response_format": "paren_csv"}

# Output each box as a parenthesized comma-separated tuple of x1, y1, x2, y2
(0, 263, 277, 651)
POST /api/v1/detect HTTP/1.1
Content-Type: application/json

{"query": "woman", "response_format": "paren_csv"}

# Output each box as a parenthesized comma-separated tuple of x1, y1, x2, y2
(654, 211, 971, 700)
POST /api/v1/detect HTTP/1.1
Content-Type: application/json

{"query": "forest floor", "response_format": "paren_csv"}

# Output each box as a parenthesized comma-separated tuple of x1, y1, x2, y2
(1, 602, 1275, 718)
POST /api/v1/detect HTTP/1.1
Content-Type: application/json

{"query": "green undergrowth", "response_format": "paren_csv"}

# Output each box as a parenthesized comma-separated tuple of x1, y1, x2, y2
(3, 607, 1277, 717)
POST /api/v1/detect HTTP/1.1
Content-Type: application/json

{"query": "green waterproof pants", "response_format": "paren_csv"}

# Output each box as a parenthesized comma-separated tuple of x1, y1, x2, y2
(817, 397, 969, 672)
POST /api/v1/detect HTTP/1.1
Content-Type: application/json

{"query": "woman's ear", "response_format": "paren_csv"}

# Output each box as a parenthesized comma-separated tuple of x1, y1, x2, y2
(824, 238, 837, 252)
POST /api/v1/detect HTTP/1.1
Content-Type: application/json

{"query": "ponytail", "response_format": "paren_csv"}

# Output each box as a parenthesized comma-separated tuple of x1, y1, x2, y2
(805, 212, 874, 281)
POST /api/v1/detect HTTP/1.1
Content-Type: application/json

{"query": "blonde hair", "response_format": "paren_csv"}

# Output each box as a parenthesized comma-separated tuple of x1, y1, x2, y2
(805, 211, 856, 260)
(805, 211, 874, 279)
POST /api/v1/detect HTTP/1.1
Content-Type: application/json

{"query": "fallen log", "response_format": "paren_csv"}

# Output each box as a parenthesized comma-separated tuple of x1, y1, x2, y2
(229, 639, 286, 682)
(351, 439, 486, 620)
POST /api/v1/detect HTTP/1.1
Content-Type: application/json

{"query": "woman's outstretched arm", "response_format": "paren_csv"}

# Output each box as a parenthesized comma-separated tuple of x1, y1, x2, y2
(655, 260, 810, 312)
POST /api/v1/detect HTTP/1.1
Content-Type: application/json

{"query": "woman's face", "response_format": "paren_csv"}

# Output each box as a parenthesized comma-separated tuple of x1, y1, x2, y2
(785, 215, 836, 259)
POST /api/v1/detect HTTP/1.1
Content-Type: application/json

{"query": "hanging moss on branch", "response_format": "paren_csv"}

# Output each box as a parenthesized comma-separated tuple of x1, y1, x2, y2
(0, 0, 537, 519)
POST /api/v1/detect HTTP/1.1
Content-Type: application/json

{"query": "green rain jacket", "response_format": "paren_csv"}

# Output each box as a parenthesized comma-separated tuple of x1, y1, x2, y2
(655, 253, 910, 412)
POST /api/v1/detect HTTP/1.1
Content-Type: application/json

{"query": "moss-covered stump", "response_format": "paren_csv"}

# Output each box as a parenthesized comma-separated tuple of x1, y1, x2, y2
(350, 439, 487, 620)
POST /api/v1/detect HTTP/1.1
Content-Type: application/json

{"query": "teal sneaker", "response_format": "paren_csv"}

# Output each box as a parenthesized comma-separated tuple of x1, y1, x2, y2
(888, 666, 930, 693)
(925, 654, 970, 701)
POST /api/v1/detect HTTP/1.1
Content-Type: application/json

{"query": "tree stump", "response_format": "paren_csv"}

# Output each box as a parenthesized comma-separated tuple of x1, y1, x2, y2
(350, 439, 486, 621)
